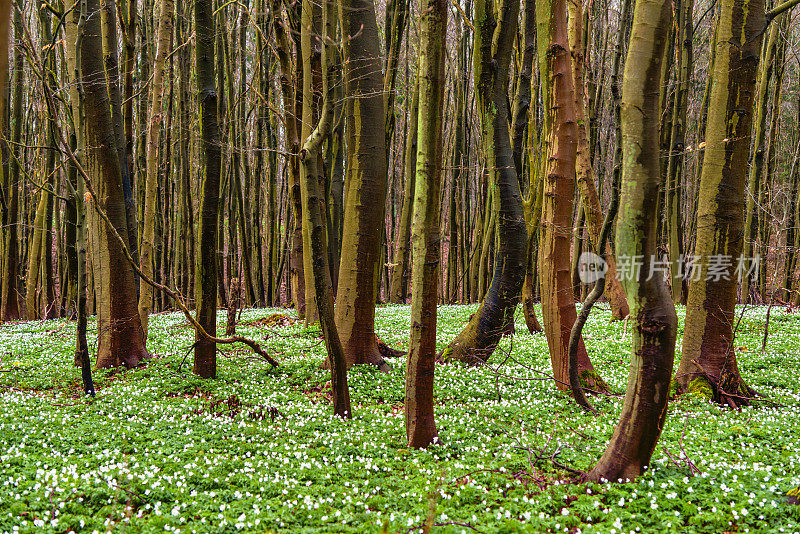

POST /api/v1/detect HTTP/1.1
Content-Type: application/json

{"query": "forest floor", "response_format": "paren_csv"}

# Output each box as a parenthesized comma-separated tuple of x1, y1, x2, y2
(0, 304, 799, 534)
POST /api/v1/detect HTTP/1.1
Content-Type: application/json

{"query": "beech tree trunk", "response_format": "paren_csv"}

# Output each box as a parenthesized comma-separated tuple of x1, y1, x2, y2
(0, 0, 21, 322)
(587, 0, 677, 482)
(439, 0, 527, 364)
(389, 80, 418, 304)
(568, 0, 629, 320)
(334, 0, 395, 369)
(405, 0, 446, 448)
(675, 0, 766, 405)
(82, 0, 149, 369)
(300, 0, 351, 418)
(536, 0, 607, 391)
(268, 0, 306, 318)
(139, 0, 174, 338)
(193, 0, 222, 378)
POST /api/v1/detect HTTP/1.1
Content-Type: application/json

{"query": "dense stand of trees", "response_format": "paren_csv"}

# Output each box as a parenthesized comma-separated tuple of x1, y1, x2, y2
(2, 0, 800, 464)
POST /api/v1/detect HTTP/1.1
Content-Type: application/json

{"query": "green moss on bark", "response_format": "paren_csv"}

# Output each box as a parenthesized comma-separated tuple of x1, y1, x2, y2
(686, 377, 714, 400)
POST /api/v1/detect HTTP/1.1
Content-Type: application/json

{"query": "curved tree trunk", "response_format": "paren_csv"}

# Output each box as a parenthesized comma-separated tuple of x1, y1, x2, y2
(587, 0, 677, 482)
(675, 0, 766, 405)
(439, 0, 527, 364)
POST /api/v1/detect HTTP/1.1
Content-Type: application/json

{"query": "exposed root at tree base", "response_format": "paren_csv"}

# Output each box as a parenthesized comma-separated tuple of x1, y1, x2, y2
(376, 335, 405, 358)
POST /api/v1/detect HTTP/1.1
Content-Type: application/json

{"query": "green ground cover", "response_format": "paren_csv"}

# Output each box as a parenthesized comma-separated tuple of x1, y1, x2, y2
(0, 304, 798, 533)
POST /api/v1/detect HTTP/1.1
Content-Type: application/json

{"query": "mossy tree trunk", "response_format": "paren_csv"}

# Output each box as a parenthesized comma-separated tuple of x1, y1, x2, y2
(587, 0, 677, 482)
(675, 0, 766, 406)
(440, 0, 527, 364)
(139, 0, 174, 339)
(405, 0, 446, 448)
(193, 0, 222, 378)
(300, 0, 351, 418)
(567, 0, 629, 320)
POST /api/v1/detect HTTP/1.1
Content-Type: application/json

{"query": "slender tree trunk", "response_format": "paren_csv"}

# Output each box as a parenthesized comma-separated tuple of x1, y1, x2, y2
(675, 0, 766, 405)
(405, 0, 446, 448)
(139, 0, 174, 338)
(193, 0, 222, 378)
(268, 0, 306, 318)
(300, 0, 322, 322)
(521, 0, 543, 334)
(390, 80, 418, 304)
(785, 117, 800, 302)
(0, 0, 9, 320)
(662, 0, 693, 305)
(0, 0, 21, 322)
(741, 17, 783, 303)
(587, 0, 676, 482)
(300, 0, 351, 417)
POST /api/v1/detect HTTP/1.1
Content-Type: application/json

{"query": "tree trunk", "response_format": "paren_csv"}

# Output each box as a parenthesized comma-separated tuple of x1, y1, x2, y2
(587, 0, 677, 482)
(663, 0, 693, 305)
(193, 0, 222, 378)
(101, 0, 140, 285)
(300, 0, 351, 417)
(439, 0, 527, 364)
(268, 0, 306, 318)
(389, 80, 418, 304)
(0, 0, 21, 322)
(568, 0, 629, 319)
(675, 0, 766, 405)
(334, 0, 395, 369)
(82, 0, 149, 368)
(139, 0, 174, 338)
(536, 0, 607, 391)
(405, 0, 445, 448)
(741, 17, 783, 304)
